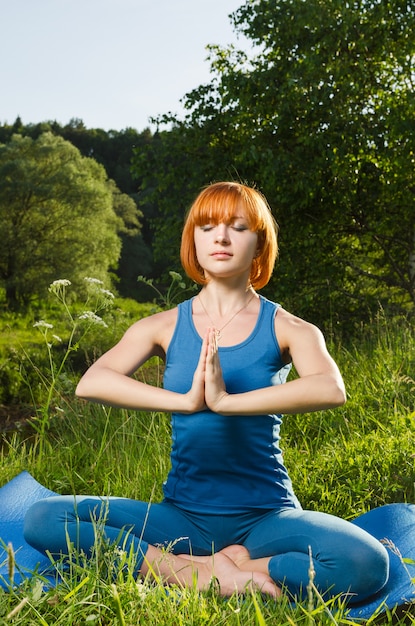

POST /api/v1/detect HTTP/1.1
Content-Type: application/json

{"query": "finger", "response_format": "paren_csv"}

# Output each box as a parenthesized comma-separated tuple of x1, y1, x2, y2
(195, 330, 209, 373)
(207, 327, 217, 356)
(210, 328, 221, 361)
(212, 328, 219, 354)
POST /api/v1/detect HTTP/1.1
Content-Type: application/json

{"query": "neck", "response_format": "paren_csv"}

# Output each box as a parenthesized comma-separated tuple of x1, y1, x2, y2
(199, 283, 255, 314)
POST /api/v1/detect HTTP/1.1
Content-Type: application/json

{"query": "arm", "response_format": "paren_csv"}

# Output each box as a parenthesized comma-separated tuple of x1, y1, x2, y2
(204, 310, 346, 415)
(75, 309, 207, 414)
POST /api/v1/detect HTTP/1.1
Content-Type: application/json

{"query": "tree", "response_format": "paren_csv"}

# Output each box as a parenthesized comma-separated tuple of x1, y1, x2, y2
(0, 132, 123, 309)
(0, 119, 156, 300)
(134, 0, 415, 331)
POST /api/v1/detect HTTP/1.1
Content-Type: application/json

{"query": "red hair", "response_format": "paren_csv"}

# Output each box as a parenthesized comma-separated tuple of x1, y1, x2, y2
(180, 182, 278, 290)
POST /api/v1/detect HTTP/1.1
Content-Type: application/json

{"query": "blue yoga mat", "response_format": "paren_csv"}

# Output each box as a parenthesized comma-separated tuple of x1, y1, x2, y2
(1, 471, 414, 620)
(347, 503, 415, 619)
(0, 471, 57, 589)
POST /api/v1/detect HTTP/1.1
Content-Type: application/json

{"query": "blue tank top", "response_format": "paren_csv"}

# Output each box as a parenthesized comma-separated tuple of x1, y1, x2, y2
(162, 295, 301, 513)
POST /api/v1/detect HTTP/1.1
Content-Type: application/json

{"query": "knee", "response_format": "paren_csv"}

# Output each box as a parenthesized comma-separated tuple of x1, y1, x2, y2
(24, 497, 76, 554)
(24, 499, 53, 552)
(345, 538, 389, 601)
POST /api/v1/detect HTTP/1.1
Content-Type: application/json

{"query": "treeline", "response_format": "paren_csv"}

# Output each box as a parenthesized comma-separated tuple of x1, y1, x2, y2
(1, 0, 414, 337)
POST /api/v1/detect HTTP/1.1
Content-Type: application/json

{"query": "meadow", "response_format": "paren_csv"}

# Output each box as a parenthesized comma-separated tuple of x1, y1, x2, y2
(0, 279, 414, 624)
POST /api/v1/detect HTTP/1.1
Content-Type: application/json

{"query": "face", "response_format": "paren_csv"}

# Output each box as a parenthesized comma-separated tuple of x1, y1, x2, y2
(193, 208, 259, 282)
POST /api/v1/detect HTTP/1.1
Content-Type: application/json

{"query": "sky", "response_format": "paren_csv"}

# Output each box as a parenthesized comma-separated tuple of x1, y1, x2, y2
(1, 0, 248, 132)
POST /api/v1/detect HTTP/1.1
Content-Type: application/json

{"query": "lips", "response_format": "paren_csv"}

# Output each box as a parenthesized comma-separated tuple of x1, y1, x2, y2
(211, 251, 232, 258)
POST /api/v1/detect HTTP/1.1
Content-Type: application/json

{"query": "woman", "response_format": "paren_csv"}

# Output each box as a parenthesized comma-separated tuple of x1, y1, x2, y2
(24, 181, 389, 602)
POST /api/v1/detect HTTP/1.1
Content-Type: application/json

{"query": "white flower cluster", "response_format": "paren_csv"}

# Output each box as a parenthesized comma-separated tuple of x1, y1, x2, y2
(78, 311, 108, 328)
(100, 289, 115, 299)
(33, 320, 54, 330)
(48, 279, 72, 297)
(84, 277, 104, 285)
(84, 277, 115, 300)
(135, 580, 150, 602)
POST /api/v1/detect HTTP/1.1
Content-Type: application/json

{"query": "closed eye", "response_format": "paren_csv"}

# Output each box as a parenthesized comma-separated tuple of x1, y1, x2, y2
(232, 224, 248, 231)
(199, 220, 250, 232)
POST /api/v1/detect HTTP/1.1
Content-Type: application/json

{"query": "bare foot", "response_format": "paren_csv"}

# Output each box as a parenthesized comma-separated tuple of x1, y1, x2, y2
(220, 545, 252, 568)
(178, 545, 251, 568)
(220, 545, 275, 580)
(177, 549, 281, 597)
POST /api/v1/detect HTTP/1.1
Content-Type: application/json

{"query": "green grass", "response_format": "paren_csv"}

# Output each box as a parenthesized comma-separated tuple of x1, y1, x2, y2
(0, 295, 414, 624)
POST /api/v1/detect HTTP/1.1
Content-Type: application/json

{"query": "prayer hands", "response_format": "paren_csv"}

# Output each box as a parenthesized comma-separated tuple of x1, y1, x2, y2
(185, 327, 229, 414)
(204, 328, 229, 413)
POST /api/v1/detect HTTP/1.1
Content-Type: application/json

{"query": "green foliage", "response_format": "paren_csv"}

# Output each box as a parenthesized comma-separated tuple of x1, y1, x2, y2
(137, 271, 198, 308)
(282, 312, 415, 517)
(222, 0, 415, 323)
(1, 1, 414, 330)
(132, 0, 415, 334)
(0, 280, 159, 419)
(0, 554, 363, 625)
(0, 132, 137, 310)
(0, 118, 156, 300)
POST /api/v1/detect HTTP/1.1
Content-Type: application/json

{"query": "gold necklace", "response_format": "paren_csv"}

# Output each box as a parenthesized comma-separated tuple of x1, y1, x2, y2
(198, 291, 256, 339)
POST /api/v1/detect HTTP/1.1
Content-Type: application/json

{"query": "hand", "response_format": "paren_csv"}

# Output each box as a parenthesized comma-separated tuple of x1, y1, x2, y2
(183, 331, 208, 413)
(204, 328, 230, 413)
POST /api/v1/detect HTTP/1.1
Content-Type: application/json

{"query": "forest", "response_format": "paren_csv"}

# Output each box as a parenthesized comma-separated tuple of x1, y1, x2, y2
(1, 0, 414, 336)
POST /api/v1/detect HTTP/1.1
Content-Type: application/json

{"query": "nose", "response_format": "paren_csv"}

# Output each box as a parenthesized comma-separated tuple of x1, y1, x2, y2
(215, 224, 230, 244)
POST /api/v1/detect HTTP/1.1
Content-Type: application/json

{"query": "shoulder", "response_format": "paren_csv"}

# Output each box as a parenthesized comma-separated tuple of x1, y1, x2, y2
(274, 307, 327, 360)
(123, 306, 179, 357)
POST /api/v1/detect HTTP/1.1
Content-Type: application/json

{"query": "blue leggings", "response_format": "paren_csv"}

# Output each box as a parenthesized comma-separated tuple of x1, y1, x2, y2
(24, 496, 388, 602)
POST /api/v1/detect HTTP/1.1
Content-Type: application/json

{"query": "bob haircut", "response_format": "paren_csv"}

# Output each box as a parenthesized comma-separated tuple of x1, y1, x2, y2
(180, 181, 278, 290)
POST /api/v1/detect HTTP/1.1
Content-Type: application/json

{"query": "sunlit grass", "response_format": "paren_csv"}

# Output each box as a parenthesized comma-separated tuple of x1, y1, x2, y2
(0, 287, 414, 623)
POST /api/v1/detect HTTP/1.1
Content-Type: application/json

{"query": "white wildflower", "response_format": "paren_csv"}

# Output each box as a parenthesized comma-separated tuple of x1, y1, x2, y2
(49, 279, 72, 300)
(50, 279, 71, 288)
(52, 334, 63, 343)
(78, 311, 108, 328)
(33, 320, 54, 329)
(100, 288, 115, 299)
(136, 581, 149, 601)
(113, 547, 127, 558)
(84, 277, 104, 285)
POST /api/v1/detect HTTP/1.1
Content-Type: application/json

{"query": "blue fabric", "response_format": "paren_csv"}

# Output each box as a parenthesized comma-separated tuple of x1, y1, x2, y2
(23, 493, 388, 604)
(0, 471, 57, 589)
(162, 295, 298, 512)
(348, 504, 415, 619)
